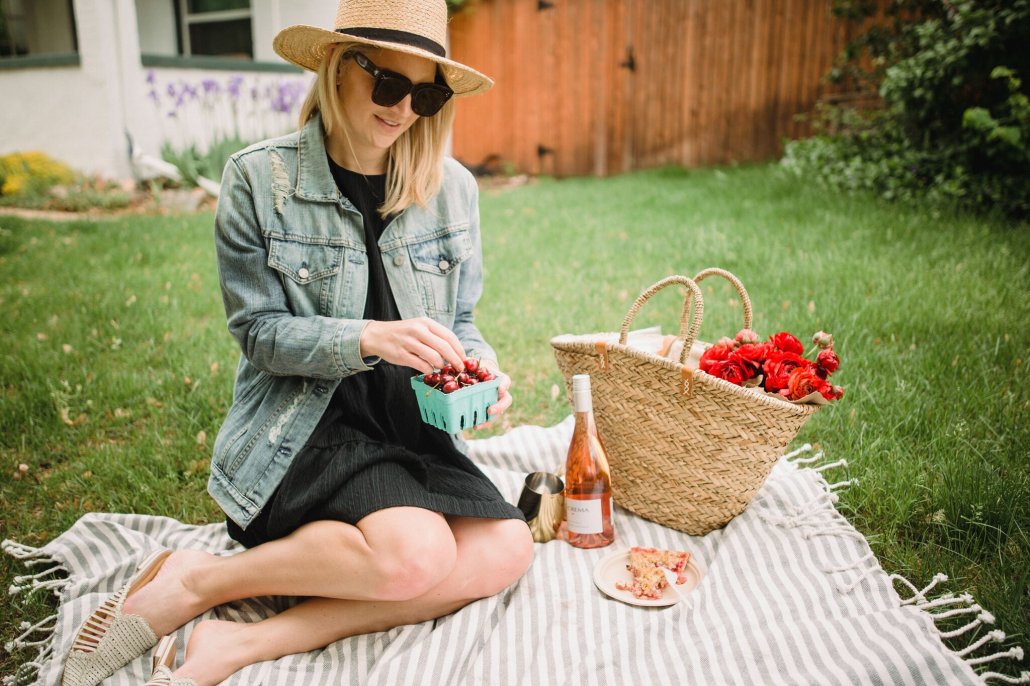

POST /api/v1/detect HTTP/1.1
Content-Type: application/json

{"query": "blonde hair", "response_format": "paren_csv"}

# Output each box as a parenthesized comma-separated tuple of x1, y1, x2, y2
(297, 42, 456, 217)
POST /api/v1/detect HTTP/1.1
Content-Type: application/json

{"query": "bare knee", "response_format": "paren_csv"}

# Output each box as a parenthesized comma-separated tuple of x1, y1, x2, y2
(369, 527, 458, 601)
(469, 519, 534, 598)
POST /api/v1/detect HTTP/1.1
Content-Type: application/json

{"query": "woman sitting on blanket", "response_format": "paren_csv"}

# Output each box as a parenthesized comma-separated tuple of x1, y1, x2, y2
(60, 2, 533, 685)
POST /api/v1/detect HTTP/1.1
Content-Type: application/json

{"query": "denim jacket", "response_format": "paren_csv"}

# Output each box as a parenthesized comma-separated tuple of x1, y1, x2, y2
(209, 112, 497, 530)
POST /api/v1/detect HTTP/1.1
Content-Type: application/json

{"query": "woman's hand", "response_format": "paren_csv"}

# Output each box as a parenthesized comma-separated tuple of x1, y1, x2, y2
(360, 318, 467, 374)
(480, 359, 513, 422)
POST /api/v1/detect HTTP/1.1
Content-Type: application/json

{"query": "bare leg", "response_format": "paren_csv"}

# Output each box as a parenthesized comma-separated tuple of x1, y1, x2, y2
(171, 516, 533, 686)
(124, 507, 461, 637)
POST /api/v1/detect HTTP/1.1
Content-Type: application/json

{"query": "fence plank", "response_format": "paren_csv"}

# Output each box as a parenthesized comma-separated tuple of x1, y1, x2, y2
(450, 0, 859, 176)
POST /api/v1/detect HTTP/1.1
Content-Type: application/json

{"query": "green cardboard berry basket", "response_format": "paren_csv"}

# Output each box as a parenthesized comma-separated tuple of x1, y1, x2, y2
(410, 375, 501, 432)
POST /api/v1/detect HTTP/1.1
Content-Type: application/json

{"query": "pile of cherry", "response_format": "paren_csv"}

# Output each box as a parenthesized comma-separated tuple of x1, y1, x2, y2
(420, 358, 496, 393)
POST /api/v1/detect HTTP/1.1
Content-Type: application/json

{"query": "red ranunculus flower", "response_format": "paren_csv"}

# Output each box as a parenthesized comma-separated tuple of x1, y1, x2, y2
(817, 348, 840, 375)
(731, 342, 770, 376)
(812, 331, 834, 349)
(787, 366, 824, 400)
(762, 350, 811, 392)
(699, 343, 733, 373)
(769, 331, 804, 356)
(708, 358, 749, 386)
(820, 383, 845, 401)
(734, 328, 760, 345)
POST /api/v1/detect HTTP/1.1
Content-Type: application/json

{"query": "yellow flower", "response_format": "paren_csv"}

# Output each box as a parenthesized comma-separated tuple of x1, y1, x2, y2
(2, 175, 26, 196)
(0, 150, 75, 194)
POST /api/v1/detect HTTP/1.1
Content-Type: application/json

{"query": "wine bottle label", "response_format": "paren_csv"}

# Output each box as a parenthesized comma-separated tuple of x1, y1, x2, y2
(567, 498, 603, 534)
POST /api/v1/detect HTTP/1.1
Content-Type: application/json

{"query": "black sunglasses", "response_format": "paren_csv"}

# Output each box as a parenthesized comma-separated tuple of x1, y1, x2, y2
(349, 52, 453, 117)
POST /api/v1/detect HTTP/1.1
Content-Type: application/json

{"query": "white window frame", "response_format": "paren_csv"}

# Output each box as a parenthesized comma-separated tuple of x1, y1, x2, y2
(177, 0, 252, 57)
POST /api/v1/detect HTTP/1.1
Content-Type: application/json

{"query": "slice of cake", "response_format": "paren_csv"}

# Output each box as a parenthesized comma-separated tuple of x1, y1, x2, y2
(614, 546, 691, 600)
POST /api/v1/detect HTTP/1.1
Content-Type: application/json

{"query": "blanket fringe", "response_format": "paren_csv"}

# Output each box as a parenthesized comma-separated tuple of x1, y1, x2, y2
(781, 451, 1027, 686)
(981, 670, 1030, 684)
(2, 539, 58, 566)
(889, 572, 1026, 683)
(3, 540, 66, 686)
(782, 443, 814, 461)
(767, 447, 868, 545)
(10, 562, 67, 596)
(813, 458, 848, 473)
(2, 612, 57, 686)
(894, 572, 949, 604)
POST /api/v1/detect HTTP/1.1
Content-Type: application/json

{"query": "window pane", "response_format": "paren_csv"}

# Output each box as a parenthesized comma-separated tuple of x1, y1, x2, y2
(187, 0, 249, 13)
(189, 18, 252, 58)
(0, 0, 24, 56)
(1, 0, 75, 58)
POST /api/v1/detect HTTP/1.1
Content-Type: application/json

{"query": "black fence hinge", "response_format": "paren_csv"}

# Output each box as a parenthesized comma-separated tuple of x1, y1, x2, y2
(620, 46, 636, 72)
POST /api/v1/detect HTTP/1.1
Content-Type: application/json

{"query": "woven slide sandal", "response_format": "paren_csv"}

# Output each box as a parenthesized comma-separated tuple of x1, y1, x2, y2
(60, 549, 172, 686)
(145, 635, 198, 686)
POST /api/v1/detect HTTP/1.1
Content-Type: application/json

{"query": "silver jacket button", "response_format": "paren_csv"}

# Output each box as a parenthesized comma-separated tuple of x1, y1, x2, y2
(438, 259, 450, 271)
(297, 267, 310, 279)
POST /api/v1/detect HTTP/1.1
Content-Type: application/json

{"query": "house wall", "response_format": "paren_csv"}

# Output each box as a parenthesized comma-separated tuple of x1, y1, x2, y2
(136, 0, 177, 56)
(0, 0, 325, 179)
(0, 0, 156, 179)
(252, 0, 330, 62)
(143, 66, 312, 153)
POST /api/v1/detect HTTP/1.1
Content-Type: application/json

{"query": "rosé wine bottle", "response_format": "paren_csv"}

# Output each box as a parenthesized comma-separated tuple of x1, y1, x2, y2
(558, 374, 615, 549)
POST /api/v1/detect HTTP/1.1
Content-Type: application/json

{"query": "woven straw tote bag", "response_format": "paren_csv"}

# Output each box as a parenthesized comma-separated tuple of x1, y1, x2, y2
(551, 269, 819, 535)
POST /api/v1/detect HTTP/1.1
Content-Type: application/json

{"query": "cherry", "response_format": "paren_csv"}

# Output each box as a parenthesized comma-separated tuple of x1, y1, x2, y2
(440, 364, 458, 376)
(439, 374, 455, 385)
(479, 373, 496, 382)
(455, 372, 472, 385)
(463, 358, 480, 374)
(464, 377, 479, 385)
(475, 369, 491, 381)
(424, 372, 441, 386)
(441, 380, 460, 393)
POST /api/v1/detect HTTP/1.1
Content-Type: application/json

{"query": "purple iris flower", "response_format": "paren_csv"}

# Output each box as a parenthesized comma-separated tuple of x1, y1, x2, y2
(228, 75, 244, 99)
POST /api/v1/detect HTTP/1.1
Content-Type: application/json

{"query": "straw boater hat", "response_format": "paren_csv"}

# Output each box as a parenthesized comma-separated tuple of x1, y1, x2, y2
(273, 0, 493, 97)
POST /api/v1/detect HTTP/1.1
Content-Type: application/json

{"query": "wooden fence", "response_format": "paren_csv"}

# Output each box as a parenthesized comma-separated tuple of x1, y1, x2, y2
(449, 0, 866, 177)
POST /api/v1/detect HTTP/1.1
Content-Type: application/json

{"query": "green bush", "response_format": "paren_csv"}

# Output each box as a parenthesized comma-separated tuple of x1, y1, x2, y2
(161, 136, 251, 188)
(0, 151, 75, 201)
(0, 151, 131, 212)
(783, 0, 1030, 218)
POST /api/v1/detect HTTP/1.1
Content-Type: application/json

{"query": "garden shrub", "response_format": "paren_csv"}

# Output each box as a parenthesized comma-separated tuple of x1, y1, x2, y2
(161, 135, 252, 187)
(0, 151, 131, 212)
(782, 0, 1030, 219)
(0, 151, 75, 200)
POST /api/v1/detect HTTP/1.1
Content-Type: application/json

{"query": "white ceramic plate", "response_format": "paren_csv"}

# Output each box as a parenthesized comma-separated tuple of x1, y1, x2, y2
(592, 547, 706, 607)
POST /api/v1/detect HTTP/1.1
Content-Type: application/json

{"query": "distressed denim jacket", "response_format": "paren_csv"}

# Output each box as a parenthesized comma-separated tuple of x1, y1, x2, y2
(209, 112, 497, 529)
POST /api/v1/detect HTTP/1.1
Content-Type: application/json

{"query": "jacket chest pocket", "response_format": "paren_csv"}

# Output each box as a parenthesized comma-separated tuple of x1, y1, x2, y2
(267, 237, 343, 316)
(407, 227, 472, 314)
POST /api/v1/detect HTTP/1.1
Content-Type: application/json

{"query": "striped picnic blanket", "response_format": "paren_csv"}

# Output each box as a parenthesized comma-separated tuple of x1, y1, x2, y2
(4, 419, 1023, 686)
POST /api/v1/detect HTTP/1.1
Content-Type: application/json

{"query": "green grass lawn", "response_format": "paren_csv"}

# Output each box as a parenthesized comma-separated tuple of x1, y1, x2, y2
(2, 164, 1027, 677)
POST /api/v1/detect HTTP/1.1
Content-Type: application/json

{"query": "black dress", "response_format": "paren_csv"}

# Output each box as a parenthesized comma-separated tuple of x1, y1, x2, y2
(225, 157, 523, 548)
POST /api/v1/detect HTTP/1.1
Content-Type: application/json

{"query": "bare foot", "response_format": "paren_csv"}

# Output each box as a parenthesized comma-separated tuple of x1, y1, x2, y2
(123, 549, 217, 637)
(174, 619, 254, 686)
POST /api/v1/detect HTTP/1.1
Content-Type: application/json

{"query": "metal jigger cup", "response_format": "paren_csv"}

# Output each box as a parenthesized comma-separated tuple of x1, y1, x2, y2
(517, 472, 565, 543)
